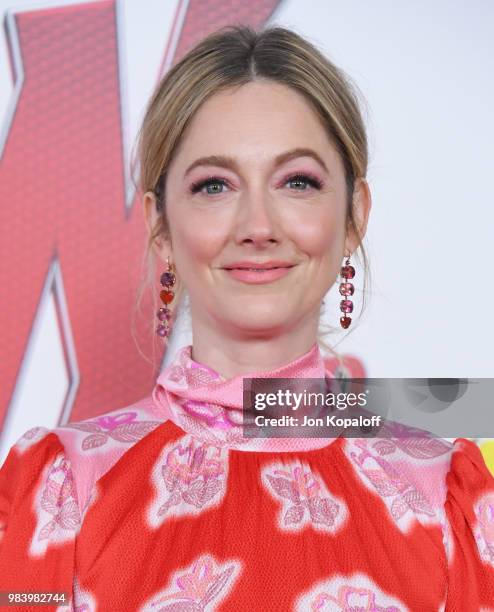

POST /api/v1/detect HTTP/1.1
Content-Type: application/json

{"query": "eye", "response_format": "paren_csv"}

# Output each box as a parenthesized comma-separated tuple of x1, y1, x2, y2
(190, 176, 229, 195)
(283, 173, 323, 191)
(189, 172, 324, 197)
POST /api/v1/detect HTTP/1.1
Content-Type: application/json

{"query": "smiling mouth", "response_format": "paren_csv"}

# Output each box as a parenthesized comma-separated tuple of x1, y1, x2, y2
(226, 267, 290, 271)
(221, 266, 296, 285)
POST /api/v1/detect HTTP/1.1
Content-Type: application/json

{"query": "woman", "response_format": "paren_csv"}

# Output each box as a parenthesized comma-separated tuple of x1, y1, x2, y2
(1, 25, 493, 611)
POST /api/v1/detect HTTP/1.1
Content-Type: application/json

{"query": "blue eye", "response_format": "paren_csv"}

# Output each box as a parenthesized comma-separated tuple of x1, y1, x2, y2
(284, 174, 323, 190)
(189, 173, 323, 196)
(190, 176, 228, 195)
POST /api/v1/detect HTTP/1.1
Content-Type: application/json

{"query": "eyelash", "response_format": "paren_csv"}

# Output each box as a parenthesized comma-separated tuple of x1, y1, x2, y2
(189, 173, 323, 195)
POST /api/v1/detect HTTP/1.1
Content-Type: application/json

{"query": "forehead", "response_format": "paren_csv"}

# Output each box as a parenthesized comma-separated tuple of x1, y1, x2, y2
(192, 79, 318, 121)
(171, 80, 339, 167)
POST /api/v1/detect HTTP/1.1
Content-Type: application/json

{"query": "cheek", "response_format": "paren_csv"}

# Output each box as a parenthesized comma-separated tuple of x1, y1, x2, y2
(169, 212, 224, 270)
(288, 207, 345, 258)
(288, 207, 346, 294)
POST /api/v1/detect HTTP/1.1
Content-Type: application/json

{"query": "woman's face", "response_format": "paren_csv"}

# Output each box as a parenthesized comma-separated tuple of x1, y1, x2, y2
(145, 79, 370, 340)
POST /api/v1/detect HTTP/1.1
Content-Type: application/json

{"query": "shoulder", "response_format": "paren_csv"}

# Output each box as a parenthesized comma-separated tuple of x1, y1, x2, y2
(442, 438, 494, 602)
(0, 426, 75, 558)
(340, 432, 456, 512)
(341, 433, 494, 569)
(446, 436, 494, 491)
(51, 394, 166, 513)
(1, 394, 166, 521)
(444, 437, 494, 535)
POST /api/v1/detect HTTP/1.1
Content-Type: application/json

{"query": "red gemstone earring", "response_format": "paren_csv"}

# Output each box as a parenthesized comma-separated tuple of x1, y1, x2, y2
(156, 256, 176, 338)
(339, 254, 355, 329)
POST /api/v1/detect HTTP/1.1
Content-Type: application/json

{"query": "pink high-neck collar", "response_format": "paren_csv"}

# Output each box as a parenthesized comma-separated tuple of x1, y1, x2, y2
(152, 342, 339, 452)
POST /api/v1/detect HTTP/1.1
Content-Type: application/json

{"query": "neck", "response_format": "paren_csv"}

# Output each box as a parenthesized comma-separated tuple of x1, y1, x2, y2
(189, 317, 320, 380)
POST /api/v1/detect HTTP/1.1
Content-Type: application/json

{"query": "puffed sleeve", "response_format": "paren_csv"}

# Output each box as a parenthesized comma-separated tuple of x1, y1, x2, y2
(0, 427, 80, 610)
(443, 437, 494, 609)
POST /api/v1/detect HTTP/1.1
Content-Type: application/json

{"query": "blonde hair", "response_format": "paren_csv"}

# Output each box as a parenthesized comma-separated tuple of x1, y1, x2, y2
(131, 24, 371, 372)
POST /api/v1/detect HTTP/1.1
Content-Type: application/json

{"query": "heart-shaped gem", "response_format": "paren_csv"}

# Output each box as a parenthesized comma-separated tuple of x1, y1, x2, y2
(160, 290, 174, 304)
(340, 316, 352, 329)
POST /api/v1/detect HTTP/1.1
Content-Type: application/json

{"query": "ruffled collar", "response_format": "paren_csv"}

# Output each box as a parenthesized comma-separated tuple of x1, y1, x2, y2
(152, 342, 339, 452)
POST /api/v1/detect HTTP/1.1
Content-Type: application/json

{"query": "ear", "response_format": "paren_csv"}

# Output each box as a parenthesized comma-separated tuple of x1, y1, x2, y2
(143, 190, 171, 261)
(345, 178, 372, 255)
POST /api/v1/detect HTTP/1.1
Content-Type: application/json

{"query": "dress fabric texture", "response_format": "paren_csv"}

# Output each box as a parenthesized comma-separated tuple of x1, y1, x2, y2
(1, 342, 494, 611)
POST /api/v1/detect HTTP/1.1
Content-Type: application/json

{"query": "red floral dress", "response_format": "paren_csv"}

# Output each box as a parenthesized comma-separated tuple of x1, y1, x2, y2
(1, 391, 494, 611)
(0, 400, 494, 612)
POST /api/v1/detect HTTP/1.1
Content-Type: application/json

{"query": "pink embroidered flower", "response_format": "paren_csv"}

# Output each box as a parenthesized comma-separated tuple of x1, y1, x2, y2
(95, 411, 137, 431)
(175, 557, 215, 600)
(38, 457, 80, 540)
(182, 400, 234, 431)
(478, 494, 494, 544)
(262, 462, 345, 532)
(312, 585, 401, 611)
(14, 426, 49, 453)
(22, 426, 44, 440)
(273, 465, 321, 500)
(475, 493, 494, 565)
(295, 574, 408, 611)
(166, 346, 222, 388)
(60, 411, 161, 451)
(349, 439, 435, 523)
(156, 438, 226, 517)
(372, 432, 451, 460)
(145, 554, 240, 610)
(165, 438, 224, 485)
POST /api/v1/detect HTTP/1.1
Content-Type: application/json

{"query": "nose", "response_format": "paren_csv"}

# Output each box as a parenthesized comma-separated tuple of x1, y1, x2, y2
(234, 187, 281, 247)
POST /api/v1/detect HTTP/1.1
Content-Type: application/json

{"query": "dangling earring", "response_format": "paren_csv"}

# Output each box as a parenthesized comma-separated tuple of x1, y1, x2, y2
(156, 256, 176, 338)
(339, 254, 355, 329)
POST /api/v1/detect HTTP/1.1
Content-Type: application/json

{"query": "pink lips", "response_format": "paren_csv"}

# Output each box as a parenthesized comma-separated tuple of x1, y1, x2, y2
(223, 260, 294, 270)
(223, 266, 294, 284)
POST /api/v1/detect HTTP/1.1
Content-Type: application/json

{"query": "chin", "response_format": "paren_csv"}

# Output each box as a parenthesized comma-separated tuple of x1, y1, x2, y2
(233, 303, 290, 318)
(224, 312, 291, 333)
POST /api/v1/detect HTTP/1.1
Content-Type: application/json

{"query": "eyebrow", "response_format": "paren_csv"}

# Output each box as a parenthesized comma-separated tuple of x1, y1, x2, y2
(183, 147, 329, 179)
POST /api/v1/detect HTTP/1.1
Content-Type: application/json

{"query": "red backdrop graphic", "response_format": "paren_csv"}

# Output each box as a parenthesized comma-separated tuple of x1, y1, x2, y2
(0, 0, 286, 430)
